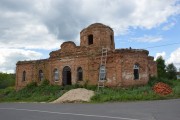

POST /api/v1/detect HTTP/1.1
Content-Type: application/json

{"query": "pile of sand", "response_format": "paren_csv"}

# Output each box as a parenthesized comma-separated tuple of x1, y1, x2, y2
(52, 88, 95, 103)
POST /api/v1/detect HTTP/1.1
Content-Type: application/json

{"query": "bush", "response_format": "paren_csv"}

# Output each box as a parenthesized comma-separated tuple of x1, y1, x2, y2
(40, 79, 50, 86)
(0, 73, 15, 89)
(26, 82, 37, 89)
(148, 76, 173, 87)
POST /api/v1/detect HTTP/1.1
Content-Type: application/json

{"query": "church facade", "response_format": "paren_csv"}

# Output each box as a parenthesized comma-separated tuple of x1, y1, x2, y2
(16, 23, 157, 90)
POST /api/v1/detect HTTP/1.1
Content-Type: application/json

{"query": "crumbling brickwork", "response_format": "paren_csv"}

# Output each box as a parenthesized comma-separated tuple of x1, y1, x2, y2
(16, 23, 157, 90)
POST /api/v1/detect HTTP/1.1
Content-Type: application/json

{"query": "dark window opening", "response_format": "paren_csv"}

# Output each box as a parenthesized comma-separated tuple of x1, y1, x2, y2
(88, 34, 93, 45)
(66, 71, 71, 85)
(77, 67, 83, 81)
(54, 68, 59, 81)
(39, 70, 44, 81)
(22, 71, 26, 81)
(134, 69, 139, 79)
(134, 64, 139, 80)
(110, 35, 113, 45)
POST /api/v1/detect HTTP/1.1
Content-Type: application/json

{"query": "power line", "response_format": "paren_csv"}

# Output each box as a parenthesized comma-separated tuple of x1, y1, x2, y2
(145, 42, 180, 49)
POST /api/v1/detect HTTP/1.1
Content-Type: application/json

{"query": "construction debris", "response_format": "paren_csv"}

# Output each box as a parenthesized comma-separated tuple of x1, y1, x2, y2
(153, 82, 172, 95)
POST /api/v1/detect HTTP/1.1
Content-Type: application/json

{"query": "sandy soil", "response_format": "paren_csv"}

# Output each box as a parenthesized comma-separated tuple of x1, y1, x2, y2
(52, 88, 95, 103)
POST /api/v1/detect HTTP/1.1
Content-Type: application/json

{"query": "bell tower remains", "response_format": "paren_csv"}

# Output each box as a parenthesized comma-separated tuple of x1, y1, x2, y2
(80, 23, 115, 51)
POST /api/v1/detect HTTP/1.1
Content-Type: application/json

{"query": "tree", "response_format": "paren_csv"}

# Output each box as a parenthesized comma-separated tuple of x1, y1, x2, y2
(156, 56, 166, 78)
(0, 73, 15, 89)
(166, 63, 177, 80)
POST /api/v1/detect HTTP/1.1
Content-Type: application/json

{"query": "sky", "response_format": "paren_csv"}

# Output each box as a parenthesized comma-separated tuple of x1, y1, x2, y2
(0, 0, 180, 73)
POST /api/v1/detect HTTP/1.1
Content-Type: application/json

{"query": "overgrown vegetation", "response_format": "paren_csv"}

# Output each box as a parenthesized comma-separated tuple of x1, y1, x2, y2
(91, 79, 180, 102)
(0, 80, 60, 102)
(0, 73, 15, 89)
(156, 56, 177, 80)
(0, 80, 96, 102)
(156, 56, 167, 78)
(0, 78, 179, 103)
(147, 76, 173, 87)
(166, 63, 177, 80)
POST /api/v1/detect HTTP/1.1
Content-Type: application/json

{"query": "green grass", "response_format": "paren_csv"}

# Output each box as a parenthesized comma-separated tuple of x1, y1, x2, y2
(0, 80, 97, 102)
(91, 80, 180, 103)
(0, 79, 179, 103)
(0, 82, 62, 102)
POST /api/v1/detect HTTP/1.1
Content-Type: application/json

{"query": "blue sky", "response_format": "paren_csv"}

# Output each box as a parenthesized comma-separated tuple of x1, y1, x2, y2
(0, 0, 180, 73)
(116, 15, 180, 57)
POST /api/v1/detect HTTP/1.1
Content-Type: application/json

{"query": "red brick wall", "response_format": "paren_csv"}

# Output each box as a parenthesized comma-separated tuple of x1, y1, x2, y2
(16, 49, 157, 89)
(148, 56, 157, 77)
(16, 60, 50, 90)
(16, 23, 157, 90)
(80, 23, 115, 51)
(118, 49, 150, 86)
(16, 63, 34, 90)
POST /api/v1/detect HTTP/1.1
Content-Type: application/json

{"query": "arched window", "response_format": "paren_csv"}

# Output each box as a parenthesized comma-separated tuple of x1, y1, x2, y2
(77, 67, 83, 81)
(39, 70, 44, 81)
(88, 34, 93, 45)
(54, 68, 59, 81)
(99, 65, 106, 80)
(22, 71, 26, 81)
(134, 64, 139, 80)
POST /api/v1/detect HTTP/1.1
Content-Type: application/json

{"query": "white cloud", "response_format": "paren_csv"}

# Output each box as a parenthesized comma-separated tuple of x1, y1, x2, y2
(0, 0, 179, 47)
(167, 48, 180, 69)
(0, 48, 43, 73)
(130, 35, 163, 43)
(79, 0, 180, 35)
(0, 10, 62, 50)
(155, 51, 166, 60)
(162, 22, 176, 30)
(154, 49, 180, 70)
(0, 0, 179, 73)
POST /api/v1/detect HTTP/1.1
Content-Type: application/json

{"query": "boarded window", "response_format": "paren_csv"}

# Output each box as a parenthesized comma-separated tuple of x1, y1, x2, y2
(134, 64, 139, 80)
(77, 67, 83, 81)
(39, 70, 44, 81)
(54, 68, 59, 81)
(22, 71, 26, 81)
(88, 34, 93, 45)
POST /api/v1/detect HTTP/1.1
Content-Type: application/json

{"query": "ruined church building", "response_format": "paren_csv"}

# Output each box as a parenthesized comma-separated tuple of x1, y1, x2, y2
(16, 23, 157, 90)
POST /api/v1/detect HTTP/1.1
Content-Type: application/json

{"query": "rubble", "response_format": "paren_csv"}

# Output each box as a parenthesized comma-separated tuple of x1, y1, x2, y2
(153, 82, 172, 95)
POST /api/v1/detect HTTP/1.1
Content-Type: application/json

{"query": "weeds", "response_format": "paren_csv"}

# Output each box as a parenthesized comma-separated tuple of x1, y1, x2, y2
(148, 76, 173, 87)
(0, 79, 179, 103)
(91, 80, 180, 103)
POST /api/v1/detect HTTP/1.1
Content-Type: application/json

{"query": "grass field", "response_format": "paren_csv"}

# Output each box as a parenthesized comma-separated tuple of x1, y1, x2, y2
(0, 79, 179, 103)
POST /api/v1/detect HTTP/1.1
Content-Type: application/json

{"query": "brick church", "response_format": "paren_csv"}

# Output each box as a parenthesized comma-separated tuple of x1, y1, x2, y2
(16, 23, 157, 90)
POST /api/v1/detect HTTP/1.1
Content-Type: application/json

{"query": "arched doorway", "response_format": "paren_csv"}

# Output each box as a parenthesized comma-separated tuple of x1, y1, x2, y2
(62, 66, 71, 85)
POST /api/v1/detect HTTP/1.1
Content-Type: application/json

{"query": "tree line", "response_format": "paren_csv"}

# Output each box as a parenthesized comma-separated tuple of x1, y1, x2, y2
(0, 73, 15, 89)
(156, 56, 177, 80)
